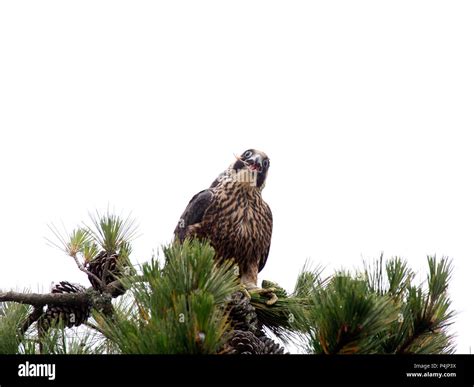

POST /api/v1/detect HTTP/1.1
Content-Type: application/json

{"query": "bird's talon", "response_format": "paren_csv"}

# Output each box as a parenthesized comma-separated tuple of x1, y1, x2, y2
(239, 285, 252, 300)
(265, 292, 278, 306)
(248, 287, 279, 306)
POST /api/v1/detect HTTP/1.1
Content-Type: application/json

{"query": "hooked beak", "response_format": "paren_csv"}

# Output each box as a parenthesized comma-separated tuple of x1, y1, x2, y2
(245, 154, 263, 172)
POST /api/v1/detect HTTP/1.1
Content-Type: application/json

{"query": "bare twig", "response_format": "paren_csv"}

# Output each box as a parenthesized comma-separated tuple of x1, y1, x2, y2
(20, 306, 44, 335)
(71, 253, 103, 289)
(104, 279, 126, 298)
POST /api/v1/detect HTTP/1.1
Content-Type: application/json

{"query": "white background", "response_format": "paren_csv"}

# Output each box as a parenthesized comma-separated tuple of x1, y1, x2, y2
(1, 1, 473, 353)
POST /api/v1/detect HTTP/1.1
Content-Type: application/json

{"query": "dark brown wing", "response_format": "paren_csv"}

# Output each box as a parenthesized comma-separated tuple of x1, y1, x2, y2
(174, 189, 214, 241)
(258, 201, 273, 272)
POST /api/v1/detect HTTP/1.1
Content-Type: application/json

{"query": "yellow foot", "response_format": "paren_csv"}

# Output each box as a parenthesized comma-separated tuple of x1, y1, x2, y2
(239, 284, 252, 300)
(248, 286, 279, 306)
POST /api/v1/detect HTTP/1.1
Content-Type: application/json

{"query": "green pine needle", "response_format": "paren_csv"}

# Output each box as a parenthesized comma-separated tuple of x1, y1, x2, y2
(0, 300, 30, 354)
(25, 213, 459, 355)
(81, 241, 100, 263)
(47, 224, 93, 258)
(386, 257, 413, 298)
(305, 273, 398, 354)
(86, 211, 139, 254)
(97, 240, 240, 354)
(427, 256, 452, 301)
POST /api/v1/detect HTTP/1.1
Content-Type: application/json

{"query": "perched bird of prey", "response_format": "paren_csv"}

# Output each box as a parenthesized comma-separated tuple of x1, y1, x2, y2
(174, 149, 276, 304)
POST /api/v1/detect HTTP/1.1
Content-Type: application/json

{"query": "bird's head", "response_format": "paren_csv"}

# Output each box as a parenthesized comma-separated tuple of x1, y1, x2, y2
(230, 149, 270, 189)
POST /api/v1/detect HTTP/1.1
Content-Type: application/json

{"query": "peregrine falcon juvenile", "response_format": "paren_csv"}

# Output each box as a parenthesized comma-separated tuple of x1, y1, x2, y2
(174, 149, 275, 303)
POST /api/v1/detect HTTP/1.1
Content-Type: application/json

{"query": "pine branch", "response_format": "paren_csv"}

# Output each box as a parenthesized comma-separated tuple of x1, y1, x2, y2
(1, 280, 129, 349)
(393, 257, 455, 354)
(71, 253, 104, 289)
(20, 306, 44, 335)
(104, 278, 127, 298)
(0, 290, 89, 307)
(1, 279, 129, 319)
(47, 213, 138, 291)
(99, 240, 240, 354)
(397, 324, 429, 354)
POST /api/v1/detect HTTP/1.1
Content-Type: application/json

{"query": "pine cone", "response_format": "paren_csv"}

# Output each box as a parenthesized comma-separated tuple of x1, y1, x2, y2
(40, 281, 91, 330)
(227, 291, 259, 333)
(225, 330, 264, 354)
(224, 330, 286, 354)
(259, 335, 286, 354)
(86, 251, 121, 291)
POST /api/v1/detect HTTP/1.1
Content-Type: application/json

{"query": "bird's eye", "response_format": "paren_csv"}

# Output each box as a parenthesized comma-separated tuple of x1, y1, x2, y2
(243, 150, 253, 159)
(263, 159, 269, 168)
